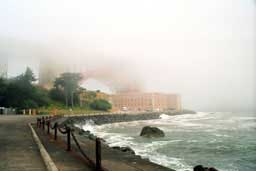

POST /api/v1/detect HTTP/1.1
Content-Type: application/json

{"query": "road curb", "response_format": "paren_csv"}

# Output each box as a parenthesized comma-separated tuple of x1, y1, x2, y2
(28, 123, 59, 171)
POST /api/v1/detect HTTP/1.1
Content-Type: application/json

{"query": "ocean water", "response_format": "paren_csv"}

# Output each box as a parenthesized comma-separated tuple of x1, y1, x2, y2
(80, 112, 256, 171)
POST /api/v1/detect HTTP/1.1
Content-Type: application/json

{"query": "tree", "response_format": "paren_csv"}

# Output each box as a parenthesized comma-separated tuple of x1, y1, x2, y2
(23, 67, 36, 83)
(33, 87, 50, 107)
(1, 67, 49, 110)
(0, 78, 7, 105)
(49, 88, 66, 104)
(53, 73, 82, 108)
(90, 99, 112, 111)
(15, 67, 36, 87)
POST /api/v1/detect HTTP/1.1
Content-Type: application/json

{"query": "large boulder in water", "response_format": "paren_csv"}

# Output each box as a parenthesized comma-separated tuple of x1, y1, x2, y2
(140, 126, 165, 138)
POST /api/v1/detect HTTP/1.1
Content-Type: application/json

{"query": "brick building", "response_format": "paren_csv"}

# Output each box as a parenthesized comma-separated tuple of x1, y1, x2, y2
(110, 92, 181, 112)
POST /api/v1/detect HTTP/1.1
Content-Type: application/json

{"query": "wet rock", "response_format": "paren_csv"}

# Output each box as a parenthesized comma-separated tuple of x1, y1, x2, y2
(134, 155, 142, 159)
(120, 147, 135, 154)
(194, 165, 205, 171)
(84, 130, 91, 135)
(88, 134, 96, 140)
(193, 165, 218, 171)
(99, 138, 106, 142)
(112, 146, 135, 154)
(112, 146, 121, 150)
(179, 109, 197, 114)
(140, 126, 165, 138)
(78, 129, 86, 135)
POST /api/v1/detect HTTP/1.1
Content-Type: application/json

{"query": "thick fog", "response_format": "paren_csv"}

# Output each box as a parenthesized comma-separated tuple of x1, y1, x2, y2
(0, 0, 255, 112)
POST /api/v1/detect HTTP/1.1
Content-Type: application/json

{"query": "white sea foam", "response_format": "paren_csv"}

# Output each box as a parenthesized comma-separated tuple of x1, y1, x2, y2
(75, 119, 96, 133)
(213, 134, 232, 138)
(147, 153, 191, 171)
(233, 116, 256, 120)
(187, 140, 198, 143)
(80, 113, 219, 169)
(159, 114, 171, 119)
(92, 126, 191, 171)
(148, 113, 212, 129)
(77, 112, 256, 171)
(88, 121, 191, 170)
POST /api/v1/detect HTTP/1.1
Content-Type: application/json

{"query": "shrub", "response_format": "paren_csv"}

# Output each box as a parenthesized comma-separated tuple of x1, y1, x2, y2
(90, 99, 112, 111)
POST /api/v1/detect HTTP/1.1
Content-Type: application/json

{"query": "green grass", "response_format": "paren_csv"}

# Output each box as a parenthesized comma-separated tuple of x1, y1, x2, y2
(37, 101, 109, 115)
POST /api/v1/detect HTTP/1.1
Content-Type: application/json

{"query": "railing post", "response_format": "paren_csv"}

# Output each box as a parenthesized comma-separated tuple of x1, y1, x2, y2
(54, 122, 58, 140)
(37, 118, 39, 128)
(42, 117, 45, 130)
(39, 118, 41, 128)
(67, 127, 71, 151)
(47, 120, 50, 134)
(96, 138, 102, 171)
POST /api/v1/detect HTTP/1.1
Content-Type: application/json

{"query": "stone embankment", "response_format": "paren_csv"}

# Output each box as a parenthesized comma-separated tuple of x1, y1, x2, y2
(62, 110, 196, 126)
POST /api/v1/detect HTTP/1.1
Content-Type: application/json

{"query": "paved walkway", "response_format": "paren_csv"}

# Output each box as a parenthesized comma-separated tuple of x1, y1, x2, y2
(0, 115, 47, 171)
(34, 125, 93, 171)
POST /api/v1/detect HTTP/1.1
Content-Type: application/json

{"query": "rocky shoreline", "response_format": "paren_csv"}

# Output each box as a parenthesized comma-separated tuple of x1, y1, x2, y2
(54, 110, 197, 171)
(62, 110, 196, 126)
(51, 110, 220, 171)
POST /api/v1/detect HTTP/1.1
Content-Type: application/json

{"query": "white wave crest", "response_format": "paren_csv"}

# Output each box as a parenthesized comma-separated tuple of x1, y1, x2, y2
(159, 114, 171, 119)
(149, 153, 192, 171)
(75, 119, 96, 133)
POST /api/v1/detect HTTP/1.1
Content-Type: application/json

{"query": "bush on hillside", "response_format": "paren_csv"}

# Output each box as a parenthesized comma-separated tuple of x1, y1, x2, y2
(90, 99, 112, 111)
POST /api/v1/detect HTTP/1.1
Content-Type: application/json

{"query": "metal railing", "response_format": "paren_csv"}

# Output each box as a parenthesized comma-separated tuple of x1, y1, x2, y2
(36, 116, 105, 171)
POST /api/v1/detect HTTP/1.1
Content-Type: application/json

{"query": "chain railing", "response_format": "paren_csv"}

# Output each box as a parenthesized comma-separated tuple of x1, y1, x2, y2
(36, 116, 105, 171)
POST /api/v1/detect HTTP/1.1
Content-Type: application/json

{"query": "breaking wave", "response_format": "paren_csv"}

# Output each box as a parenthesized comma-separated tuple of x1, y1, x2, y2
(79, 112, 256, 171)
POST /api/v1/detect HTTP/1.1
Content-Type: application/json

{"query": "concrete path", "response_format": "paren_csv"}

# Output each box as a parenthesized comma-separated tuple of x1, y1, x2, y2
(0, 115, 47, 171)
(34, 125, 93, 171)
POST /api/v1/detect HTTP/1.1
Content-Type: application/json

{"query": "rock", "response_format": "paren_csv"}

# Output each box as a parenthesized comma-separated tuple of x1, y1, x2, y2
(208, 168, 218, 171)
(194, 165, 205, 171)
(78, 129, 86, 135)
(112, 146, 121, 150)
(83, 130, 91, 135)
(112, 146, 135, 154)
(140, 126, 165, 138)
(178, 109, 197, 114)
(193, 165, 218, 171)
(88, 133, 96, 140)
(134, 155, 142, 159)
(99, 138, 106, 142)
(120, 147, 135, 154)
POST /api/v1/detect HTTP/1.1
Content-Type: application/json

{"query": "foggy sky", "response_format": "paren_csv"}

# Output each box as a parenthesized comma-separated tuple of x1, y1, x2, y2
(0, 0, 255, 112)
